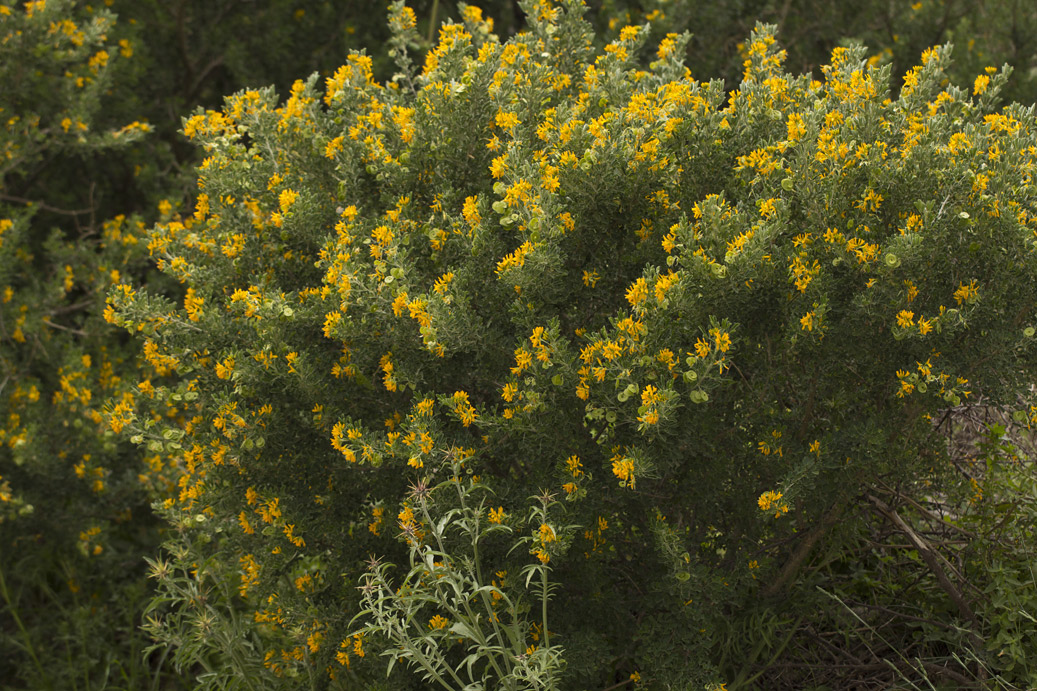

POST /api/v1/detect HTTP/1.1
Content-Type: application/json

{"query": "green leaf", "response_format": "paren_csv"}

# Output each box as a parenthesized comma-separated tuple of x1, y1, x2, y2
(449, 621, 478, 640)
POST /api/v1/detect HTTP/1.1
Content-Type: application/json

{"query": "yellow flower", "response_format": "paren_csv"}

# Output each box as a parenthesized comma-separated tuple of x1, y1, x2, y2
(495, 110, 519, 131)
(625, 277, 649, 307)
(757, 490, 788, 517)
(279, 188, 298, 213)
(953, 279, 978, 305)
(711, 328, 731, 352)
(429, 615, 449, 629)
(325, 136, 345, 158)
(601, 341, 623, 360)
(215, 357, 235, 379)
(451, 390, 478, 426)
(758, 197, 777, 218)
(184, 288, 204, 321)
(640, 385, 660, 407)
(490, 154, 508, 178)
(612, 456, 635, 486)
(619, 25, 640, 41)
(393, 5, 416, 30)
(786, 113, 806, 141)
(639, 410, 660, 425)
(511, 347, 533, 374)
(433, 272, 454, 294)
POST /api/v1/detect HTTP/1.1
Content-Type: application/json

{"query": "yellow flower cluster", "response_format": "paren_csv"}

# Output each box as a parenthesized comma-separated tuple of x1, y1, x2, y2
(757, 491, 789, 518)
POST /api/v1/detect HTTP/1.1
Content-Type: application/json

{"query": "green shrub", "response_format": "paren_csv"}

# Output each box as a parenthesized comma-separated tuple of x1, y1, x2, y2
(108, 0, 1037, 688)
(0, 1, 445, 687)
(0, 1, 186, 688)
(584, 0, 1037, 107)
(957, 419, 1037, 688)
(0, 1, 460, 687)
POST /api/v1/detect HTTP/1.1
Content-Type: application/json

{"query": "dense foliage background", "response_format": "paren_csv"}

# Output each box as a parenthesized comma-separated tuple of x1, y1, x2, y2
(3, 1, 1037, 689)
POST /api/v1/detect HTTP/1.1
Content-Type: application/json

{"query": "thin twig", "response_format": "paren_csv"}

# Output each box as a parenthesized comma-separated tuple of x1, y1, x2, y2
(0, 193, 92, 217)
(873, 481, 979, 540)
(42, 319, 88, 336)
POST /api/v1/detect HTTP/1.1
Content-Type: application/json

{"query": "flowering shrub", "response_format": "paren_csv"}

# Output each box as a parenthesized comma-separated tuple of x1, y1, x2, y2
(0, 1, 185, 687)
(0, 0, 179, 519)
(2, 1, 462, 686)
(111, 0, 1037, 687)
(586, 0, 1037, 107)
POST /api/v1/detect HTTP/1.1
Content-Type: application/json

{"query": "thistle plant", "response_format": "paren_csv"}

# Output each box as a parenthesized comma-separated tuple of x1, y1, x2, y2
(353, 463, 568, 690)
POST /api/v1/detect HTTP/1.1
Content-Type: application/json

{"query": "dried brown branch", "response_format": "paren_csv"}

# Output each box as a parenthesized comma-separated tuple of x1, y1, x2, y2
(865, 493, 985, 656)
